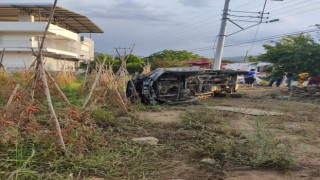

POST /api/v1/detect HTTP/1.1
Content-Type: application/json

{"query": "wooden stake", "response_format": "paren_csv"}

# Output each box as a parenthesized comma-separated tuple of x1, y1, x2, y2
(39, 58, 66, 151)
(83, 57, 107, 108)
(45, 70, 71, 105)
(5, 84, 20, 109)
(0, 48, 6, 72)
(34, 0, 66, 152)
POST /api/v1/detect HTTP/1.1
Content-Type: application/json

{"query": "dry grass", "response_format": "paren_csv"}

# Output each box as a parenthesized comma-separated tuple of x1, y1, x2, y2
(55, 68, 77, 87)
(1, 71, 320, 179)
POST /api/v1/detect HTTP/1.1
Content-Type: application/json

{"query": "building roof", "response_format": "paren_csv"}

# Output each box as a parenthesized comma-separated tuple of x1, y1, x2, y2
(0, 3, 103, 33)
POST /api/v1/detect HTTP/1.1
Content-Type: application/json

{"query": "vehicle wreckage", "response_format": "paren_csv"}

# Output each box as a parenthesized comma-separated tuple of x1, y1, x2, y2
(126, 67, 247, 105)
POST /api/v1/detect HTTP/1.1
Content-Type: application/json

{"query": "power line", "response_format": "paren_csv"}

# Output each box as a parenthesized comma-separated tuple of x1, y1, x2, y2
(141, 0, 265, 44)
(141, 0, 320, 54)
(188, 29, 319, 52)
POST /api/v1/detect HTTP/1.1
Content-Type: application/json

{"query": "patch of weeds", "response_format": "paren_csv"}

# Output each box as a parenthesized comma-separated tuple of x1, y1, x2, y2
(181, 107, 222, 126)
(61, 82, 84, 106)
(1, 125, 162, 179)
(179, 107, 295, 171)
(211, 120, 295, 171)
(90, 107, 116, 127)
(248, 120, 295, 170)
(1, 139, 39, 180)
(300, 122, 320, 144)
(180, 105, 230, 126)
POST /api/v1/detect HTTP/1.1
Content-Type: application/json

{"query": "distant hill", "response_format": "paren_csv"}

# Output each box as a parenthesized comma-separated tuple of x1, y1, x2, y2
(223, 56, 246, 62)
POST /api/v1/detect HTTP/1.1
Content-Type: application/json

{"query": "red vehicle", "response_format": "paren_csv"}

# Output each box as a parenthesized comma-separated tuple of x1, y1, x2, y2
(186, 59, 228, 69)
(186, 59, 212, 69)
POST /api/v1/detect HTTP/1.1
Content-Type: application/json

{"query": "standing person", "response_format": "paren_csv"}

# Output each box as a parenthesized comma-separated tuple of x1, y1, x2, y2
(244, 69, 256, 88)
(269, 73, 285, 87)
(268, 77, 276, 87)
(275, 76, 283, 87)
(286, 72, 294, 89)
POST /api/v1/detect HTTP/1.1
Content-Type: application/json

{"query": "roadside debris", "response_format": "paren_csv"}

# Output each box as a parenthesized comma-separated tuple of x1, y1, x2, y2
(285, 85, 320, 99)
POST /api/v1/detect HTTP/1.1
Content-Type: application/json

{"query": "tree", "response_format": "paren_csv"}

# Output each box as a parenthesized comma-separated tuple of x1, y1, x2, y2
(147, 50, 202, 67)
(126, 54, 144, 67)
(259, 34, 320, 77)
(95, 53, 114, 65)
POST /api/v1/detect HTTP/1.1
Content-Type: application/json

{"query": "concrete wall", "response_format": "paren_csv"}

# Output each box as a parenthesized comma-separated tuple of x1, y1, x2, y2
(44, 57, 77, 71)
(2, 52, 34, 71)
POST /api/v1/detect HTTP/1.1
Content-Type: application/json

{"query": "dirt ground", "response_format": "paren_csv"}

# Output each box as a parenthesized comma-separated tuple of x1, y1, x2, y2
(137, 87, 320, 180)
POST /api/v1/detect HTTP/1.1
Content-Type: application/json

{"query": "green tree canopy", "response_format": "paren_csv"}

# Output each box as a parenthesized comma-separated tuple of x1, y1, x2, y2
(147, 50, 202, 67)
(259, 34, 320, 76)
(126, 54, 144, 67)
(94, 53, 114, 65)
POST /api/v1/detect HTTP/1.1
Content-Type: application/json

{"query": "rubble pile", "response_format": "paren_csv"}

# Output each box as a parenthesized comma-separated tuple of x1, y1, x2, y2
(289, 85, 320, 99)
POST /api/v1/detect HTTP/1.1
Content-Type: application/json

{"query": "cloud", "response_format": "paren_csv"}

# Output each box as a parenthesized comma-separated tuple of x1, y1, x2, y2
(178, 0, 211, 8)
(62, 0, 176, 25)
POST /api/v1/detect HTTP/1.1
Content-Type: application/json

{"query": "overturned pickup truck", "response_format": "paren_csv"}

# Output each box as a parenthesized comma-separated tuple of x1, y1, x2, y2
(126, 67, 247, 105)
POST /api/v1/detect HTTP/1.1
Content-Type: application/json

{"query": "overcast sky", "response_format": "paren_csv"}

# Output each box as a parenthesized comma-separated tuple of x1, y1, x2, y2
(4, 0, 320, 58)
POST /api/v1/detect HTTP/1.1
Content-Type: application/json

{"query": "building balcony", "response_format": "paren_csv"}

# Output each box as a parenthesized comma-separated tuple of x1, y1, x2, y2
(0, 40, 80, 58)
(0, 22, 79, 41)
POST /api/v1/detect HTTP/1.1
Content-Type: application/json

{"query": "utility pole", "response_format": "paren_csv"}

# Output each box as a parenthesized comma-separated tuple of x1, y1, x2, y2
(213, 0, 231, 70)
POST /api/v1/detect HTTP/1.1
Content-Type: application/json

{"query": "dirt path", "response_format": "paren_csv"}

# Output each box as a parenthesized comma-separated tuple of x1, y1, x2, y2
(138, 110, 182, 123)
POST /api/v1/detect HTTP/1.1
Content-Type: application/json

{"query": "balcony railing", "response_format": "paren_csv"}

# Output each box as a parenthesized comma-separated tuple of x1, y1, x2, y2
(0, 40, 77, 54)
(0, 40, 32, 49)
(44, 39, 77, 53)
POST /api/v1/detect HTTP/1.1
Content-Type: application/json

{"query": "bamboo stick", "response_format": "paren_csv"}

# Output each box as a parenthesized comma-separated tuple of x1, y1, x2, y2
(0, 48, 6, 72)
(5, 84, 20, 109)
(35, 0, 66, 152)
(39, 59, 66, 151)
(82, 57, 107, 108)
(45, 70, 71, 105)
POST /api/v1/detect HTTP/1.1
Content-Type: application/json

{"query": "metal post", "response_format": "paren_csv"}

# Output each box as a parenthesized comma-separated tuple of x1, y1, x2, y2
(213, 0, 231, 70)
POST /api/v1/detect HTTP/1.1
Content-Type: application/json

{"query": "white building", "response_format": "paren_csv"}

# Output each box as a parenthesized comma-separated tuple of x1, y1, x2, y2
(0, 3, 103, 71)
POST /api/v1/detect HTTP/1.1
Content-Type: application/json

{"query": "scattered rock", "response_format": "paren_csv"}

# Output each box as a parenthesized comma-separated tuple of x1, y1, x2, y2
(132, 137, 159, 145)
(276, 143, 286, 150)
(118, 117, 132, 121)
(200, 158, 216, 165)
